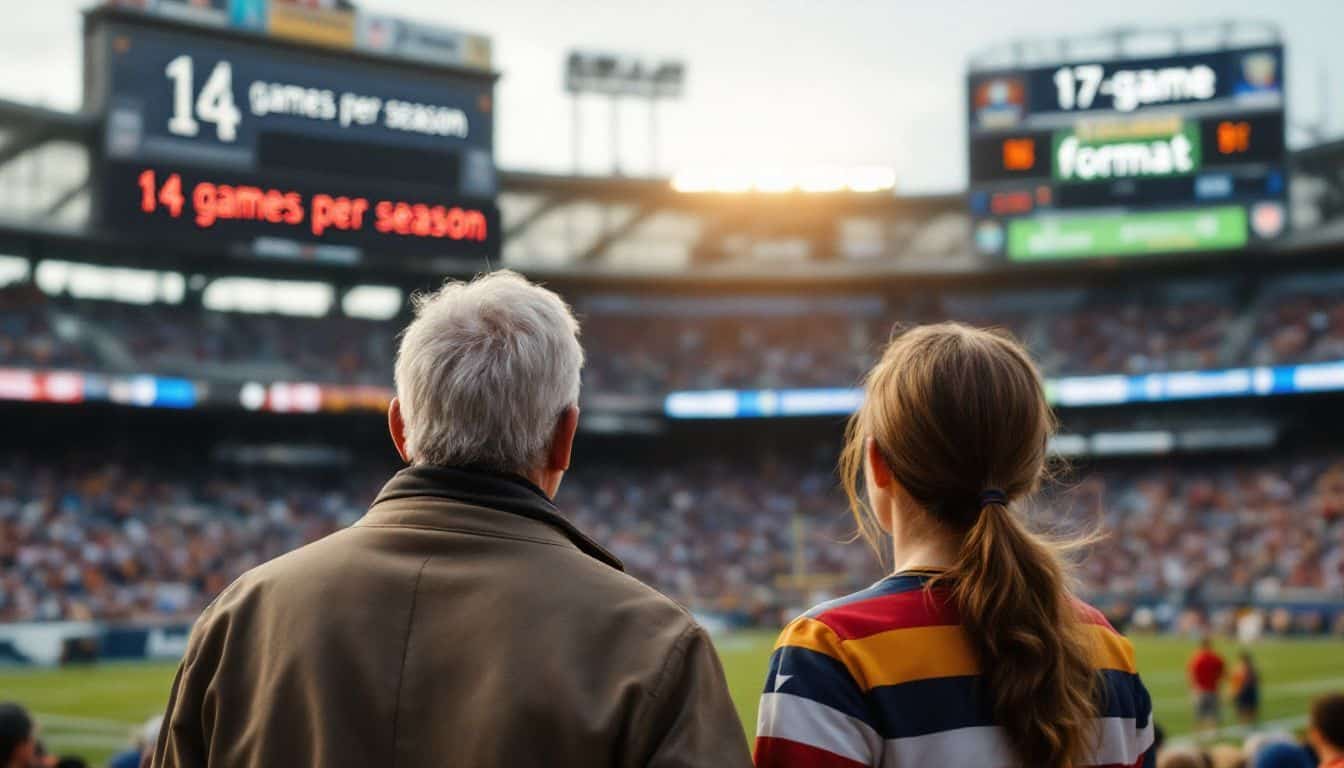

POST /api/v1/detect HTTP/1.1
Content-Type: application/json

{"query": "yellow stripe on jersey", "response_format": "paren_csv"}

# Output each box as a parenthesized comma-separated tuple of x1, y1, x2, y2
(773, 617, 872, 690)
(842, 625, 978, 689)
(1088, 623, 1138, 674)
(777, 616, 1137, 692)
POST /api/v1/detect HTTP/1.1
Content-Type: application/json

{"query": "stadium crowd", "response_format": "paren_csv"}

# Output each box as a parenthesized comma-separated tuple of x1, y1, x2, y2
(0, 455, 380, 623)
(4, 272, 1344, 395)
(3, 447, 1341, 628)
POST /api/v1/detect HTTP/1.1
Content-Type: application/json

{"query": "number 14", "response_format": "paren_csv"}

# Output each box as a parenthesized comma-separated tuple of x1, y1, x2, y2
(138, 170, 185, 218)
(165, 54, 241, 142)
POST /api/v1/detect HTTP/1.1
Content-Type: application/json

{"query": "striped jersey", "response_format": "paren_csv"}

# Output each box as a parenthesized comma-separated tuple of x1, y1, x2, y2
(754, 569, 1155, 768)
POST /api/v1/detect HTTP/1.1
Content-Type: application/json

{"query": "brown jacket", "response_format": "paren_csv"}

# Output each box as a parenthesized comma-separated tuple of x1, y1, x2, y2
(152, 465, 751, 767)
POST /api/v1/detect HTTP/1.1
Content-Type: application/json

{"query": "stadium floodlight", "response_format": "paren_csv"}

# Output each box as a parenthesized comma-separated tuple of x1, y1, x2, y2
(565, 50, 686, 175)
(0, 254, 30, 287)
(565, 52, 685, 98)
(341, 285, 404, 320)
(202, 276, 333, 316)
(33, 260, 185, 305)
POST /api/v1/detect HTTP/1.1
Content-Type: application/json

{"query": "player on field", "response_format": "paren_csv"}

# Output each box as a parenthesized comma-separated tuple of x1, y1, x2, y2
(1188, 636, 1226, 732)
(1230, 650, 1261, 725)
(754, 323, 1155, 768)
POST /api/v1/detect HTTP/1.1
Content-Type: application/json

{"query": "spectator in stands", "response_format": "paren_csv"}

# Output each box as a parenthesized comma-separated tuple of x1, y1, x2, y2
(108, 716, 161, 768)
(756, 324, 1155, 768)
(152, 271, 749, 768)
(1308, 693, 1344, 768)
(0, 704, 33, 768)
(1158, 750, 1211, 768)
(1206, 743, 1245, 768)
(1250, 743, 1313, 768)
(1243, 733, 1301, 766)
(1189, 636, 1226, 732)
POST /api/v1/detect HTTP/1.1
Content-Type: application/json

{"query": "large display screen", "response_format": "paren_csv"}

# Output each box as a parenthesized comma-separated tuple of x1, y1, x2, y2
(89, 10, 499, 264)
(967, 46, 1287, 262)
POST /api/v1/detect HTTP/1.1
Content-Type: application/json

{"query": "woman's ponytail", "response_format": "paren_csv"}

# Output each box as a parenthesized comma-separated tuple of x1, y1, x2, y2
(942, 498, 1096, 768)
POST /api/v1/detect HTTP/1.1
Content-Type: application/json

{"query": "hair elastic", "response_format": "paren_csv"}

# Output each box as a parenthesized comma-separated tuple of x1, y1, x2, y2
(978, 488, 1009, 508)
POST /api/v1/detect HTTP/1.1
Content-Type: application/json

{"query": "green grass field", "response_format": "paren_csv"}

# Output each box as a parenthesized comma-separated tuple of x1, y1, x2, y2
(5, 634, 1342, 765)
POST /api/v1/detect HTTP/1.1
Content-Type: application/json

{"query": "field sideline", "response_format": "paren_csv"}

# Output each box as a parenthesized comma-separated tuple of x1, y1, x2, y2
(4, 634, 1342, 764)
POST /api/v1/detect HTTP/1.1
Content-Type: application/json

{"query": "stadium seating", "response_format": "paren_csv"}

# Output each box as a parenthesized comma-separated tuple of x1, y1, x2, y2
(7, 272, 1344, 395)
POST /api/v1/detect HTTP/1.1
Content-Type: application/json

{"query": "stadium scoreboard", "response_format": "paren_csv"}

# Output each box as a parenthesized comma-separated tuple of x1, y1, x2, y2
(967, 45, 1287, 262)
(85, 6, 499, 266)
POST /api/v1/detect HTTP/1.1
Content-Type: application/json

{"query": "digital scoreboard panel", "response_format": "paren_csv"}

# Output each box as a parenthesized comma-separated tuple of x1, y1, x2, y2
(967, 46, 1287, 263)
(87, 8, 499, 265)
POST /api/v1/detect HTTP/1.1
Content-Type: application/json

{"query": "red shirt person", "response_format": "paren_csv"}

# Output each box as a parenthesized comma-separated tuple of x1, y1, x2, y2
(1188, 637, 1226, 730)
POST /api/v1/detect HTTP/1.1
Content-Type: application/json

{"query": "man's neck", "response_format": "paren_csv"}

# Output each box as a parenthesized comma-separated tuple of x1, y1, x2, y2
(1320, 746, 1344, 767)
(525, 468, 559, 499)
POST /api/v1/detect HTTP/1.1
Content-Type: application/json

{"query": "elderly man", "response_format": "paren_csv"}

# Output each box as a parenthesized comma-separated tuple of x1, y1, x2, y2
(153, 271, 750, 767)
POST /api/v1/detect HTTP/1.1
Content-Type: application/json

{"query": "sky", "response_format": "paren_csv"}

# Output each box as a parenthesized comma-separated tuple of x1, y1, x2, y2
(3, 0, 1343, 192)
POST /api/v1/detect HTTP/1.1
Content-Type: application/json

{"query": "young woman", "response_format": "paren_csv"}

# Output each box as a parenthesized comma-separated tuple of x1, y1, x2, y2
(754, 324, 1156, 768)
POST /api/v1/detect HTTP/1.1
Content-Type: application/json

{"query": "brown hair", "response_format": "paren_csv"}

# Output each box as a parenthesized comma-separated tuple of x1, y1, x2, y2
(839, 323, 1096, 768)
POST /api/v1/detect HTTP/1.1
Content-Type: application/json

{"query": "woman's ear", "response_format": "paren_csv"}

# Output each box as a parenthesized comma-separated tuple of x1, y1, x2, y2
(864, 437, 897, 533)
(865, 437, 894, 488)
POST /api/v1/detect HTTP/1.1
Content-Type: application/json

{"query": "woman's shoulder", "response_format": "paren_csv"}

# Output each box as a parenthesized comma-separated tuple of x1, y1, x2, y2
(1071, 597, 1141, 676)
(774, 570, 959, 663)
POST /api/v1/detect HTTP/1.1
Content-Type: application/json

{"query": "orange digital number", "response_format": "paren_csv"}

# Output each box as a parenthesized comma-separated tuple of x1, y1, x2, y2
(1002, 138, 1035, 171)
(1217, 121, 1252, 154)
(138, 169, 156, 213)
(158, 173, 186, 218)
(137, 170, 186, 217)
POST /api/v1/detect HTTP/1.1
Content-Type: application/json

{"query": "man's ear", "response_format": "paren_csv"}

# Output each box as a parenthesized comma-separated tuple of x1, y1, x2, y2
(547, 405, 580, 472)
(388, 397, 411, 463)
(865, 436, 894, 488)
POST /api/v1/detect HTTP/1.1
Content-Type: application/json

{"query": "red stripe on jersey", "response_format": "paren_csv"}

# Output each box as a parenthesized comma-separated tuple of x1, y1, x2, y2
(1092, 752, 1152, 768)
(753, 737, 869, 768)
(814, 588, 959, 640)
(1074, 598, 1120, 633)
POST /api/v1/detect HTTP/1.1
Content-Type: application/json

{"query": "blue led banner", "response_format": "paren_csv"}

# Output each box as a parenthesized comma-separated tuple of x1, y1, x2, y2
(663, 360, 1344, 418)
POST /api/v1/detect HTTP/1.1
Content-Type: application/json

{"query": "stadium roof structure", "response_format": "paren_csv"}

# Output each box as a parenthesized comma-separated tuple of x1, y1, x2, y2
(0, 99, 97, 230)
(497, 170, 966, 275)
(1, 95, 1344, 277)
(967, 20, 1282, 71)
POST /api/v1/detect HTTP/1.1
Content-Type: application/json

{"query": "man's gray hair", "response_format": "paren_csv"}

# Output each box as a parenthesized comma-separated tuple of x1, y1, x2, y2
(394, 270, 584, 474)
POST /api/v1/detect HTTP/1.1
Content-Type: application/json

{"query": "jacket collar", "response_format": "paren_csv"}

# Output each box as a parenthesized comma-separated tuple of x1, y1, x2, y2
(368, 464, 623, 571)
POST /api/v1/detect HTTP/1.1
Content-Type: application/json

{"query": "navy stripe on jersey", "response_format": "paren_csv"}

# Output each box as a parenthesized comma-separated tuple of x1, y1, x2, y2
(765, 642, 1150, 742)
(764, 645, 872, 724)
(865, 669, 1150, 740)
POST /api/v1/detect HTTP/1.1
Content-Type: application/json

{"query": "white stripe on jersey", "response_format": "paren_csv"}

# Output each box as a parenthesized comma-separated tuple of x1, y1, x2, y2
(878, 718, 1155, 767)
(757, 692, 882, 764)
